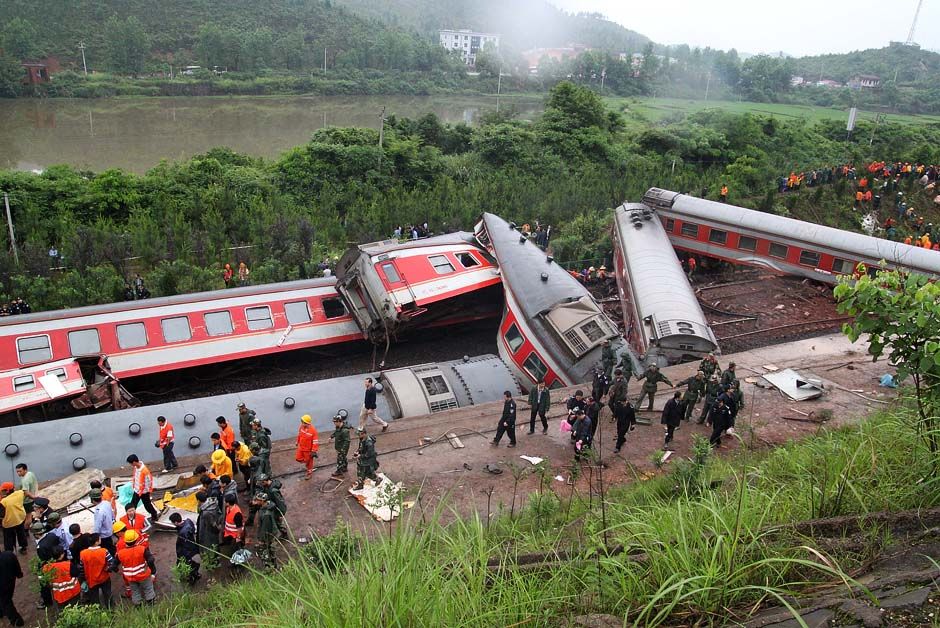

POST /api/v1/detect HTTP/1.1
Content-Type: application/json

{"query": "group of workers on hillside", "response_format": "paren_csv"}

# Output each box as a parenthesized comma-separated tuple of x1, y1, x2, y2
(0, 298, 31, 318)
(0, 376, 391, 621)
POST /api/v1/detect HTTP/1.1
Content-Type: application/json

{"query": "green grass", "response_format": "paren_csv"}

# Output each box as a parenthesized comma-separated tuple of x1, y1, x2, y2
(606, 96, 940, 125)
(91, 406, 939, 627)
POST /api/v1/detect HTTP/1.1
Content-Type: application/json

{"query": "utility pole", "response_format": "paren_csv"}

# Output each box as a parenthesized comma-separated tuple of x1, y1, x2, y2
(78, 42, 88, 76)
(869, 113, 886, 147)
(377, 106, 386, 169)
(704, 72, 711, 101)
(3, 193, 18, 266)
(600, 67, 606, 92)
(496, 63, 502, 113)
(323, 48, 328, 73)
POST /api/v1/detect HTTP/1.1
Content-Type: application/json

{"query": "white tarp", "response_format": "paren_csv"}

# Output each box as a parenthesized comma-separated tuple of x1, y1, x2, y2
(762, 368, 824, 401)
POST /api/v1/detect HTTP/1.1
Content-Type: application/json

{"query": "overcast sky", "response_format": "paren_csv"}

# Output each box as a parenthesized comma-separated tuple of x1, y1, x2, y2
(549, 0, 940, 56)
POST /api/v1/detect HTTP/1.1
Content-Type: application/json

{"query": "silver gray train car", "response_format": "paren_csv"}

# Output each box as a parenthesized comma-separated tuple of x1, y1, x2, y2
(612, 203, 719, 365)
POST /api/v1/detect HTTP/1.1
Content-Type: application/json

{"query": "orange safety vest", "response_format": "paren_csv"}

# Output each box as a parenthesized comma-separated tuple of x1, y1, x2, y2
(43, 561, 81, 604)
(720, 186, 728, 195)
(117, 544, 152, 582)
(80, 546, 111, 588)
(116, 532, 148, 554)
(223, 504, 243, 540)
(132, 464, 153, 495)
(296, 425, 319, 454)
(121, 513, 147, 535)
(159, 422, 175, 447)
(102, 486, 117, 517)
(219, 425, 235, 451)
(855, 191, 863, 201)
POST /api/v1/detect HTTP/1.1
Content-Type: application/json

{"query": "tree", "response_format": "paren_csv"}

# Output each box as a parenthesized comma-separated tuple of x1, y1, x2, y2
(104, 16, 150, 76)
(835, 268, 940, 465)
(273, 31, 306, 70)
(0, 53, 22, 98)
(1, 18, 40, 60)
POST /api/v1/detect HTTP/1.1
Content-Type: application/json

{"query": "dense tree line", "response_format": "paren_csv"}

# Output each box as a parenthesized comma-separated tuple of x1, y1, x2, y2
(1, 82, 938, 311)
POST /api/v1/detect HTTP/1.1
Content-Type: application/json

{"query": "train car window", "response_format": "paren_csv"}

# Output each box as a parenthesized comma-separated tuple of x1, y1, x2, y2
(563, 329, 589, 355)
(680, 223, 699, 238)
(523, 352, 548, 382)
(457, 252, 480, 268)
(769, 243, 788, 259)
(708, 229, 728, 245)
(246, 306, 274, 331)
(580, 320, 605, 343)
(16, 335, 51, 364)
(68, 329, 101, 356)
(13, 375, 35, 392)
(428, 255, 455, 275)
(284, 301, 312, 325)
(665, 218, 675, 233)
(45, 368, 67, 382)
(798, 250, 821, 267)
(116, 322, 148, 349)
(161, 316, 192, 343)
(204, 311, 234, 336)
(737, 236, 757, 251)
(322, 298, 346, 319)
(549, 379, 564, 390)
(421, 375, 450, 396)
(380, 263, 401, 283)
(831, 258, 854, 274)
(504, 324, 524, 353)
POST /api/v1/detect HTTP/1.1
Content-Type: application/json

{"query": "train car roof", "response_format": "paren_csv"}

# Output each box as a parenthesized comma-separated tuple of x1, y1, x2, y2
(645, 188, 940, 276)
(354, 232, 478, 256)
(0, 277, 337, 328)
(614, 203, 715, 342)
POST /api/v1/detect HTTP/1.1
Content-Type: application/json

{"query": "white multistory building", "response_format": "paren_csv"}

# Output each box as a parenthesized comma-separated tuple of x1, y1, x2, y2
(439, 29, 500, 66)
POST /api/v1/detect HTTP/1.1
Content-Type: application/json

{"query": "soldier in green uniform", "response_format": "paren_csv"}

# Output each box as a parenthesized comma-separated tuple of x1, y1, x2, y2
(237, 402, 256, 441)
(354, 427, 381, 491)
(245, 472, 267, 527)
(720, 362, 738, 390)
(698, 353, 720, 380)
(677, 371, 706, 421)
(250, 418, 272, 476)
(636, 364, 673, 412)
(253, 492, 277, 569)
(601, 340, 616, 379)
(247, 444, 263, 496)
(698, 374, 722, 424)
(329, 414, 352, 477)
(259, 476, 289, 536)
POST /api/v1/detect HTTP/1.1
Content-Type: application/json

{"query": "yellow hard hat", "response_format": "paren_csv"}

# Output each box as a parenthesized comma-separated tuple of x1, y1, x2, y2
(301, 414, 312, 424)
(211, 449, 227, 464)
(124, 530, 139, 544)
(112, 521, 126, 534)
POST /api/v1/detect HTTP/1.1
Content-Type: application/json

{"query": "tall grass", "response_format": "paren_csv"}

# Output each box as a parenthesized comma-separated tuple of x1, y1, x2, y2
(105, 409, 938, 627)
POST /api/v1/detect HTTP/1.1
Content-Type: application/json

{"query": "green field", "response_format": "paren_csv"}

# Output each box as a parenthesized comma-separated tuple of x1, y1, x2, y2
(606, 96, 940, 125)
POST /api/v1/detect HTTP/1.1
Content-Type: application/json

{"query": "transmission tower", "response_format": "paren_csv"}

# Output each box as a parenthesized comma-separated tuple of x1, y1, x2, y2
(905, 0, 923, 46)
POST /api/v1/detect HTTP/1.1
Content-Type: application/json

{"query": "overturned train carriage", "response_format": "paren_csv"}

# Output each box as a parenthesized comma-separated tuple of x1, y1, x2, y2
(475, 213, 638, 391)
(612, 203, 718, 365)
(334, 233, 503, 346)
(1, 355, 519, 482)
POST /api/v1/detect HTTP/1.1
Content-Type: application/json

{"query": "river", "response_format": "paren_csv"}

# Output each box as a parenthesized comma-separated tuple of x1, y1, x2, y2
(0, 94, 544, 174)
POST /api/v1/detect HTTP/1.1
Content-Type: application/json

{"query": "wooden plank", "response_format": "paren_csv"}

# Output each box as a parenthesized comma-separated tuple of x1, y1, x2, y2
(446, 432, 465, 449)
(42, 468, 105, 511)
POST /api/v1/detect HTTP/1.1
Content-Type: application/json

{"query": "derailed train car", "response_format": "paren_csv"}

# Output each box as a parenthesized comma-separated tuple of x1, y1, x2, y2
(1, 354, 519, 481)
(334, 233, 503, 346)
(645, 188, 940, 282)
(475, 213, 638, 390)
(612, 202, 718, 365)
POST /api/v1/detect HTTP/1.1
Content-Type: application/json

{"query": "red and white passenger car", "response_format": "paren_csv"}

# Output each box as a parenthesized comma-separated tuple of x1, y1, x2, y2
(335, 233, 503, 344)
(643, 188, 940, 283)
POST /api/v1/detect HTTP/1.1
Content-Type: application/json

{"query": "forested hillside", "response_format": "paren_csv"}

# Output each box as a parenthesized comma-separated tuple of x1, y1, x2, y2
(333, 0, 650, 52)
(791, 44, 940, 85)
(0, 0, 460, 73)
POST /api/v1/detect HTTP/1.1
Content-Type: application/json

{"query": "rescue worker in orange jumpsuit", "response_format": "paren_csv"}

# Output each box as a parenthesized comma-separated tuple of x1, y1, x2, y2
(719, 185, 728, 202)
(79, 533, 113, 607)
(156, 416, 178, 472)
(295, 415, 319, 480)
(42, 547, 80, 608)
(216, 416, 237, 470)
(115, 530, 156, 606)
(125, 455, 159, 521)
(221, 493, 244, 550)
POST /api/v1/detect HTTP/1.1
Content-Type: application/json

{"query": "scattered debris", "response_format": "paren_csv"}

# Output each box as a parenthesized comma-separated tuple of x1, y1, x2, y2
(763, 364, 779, 372)
(762, 368, 826, 401)
(348, 473, 407, 522)
(880, 374, 898, 388)
(483, 463, 503, 475)
(42, 468, 105, 511)
(446, 433, 465, 449)
(520, 456, 544, 465)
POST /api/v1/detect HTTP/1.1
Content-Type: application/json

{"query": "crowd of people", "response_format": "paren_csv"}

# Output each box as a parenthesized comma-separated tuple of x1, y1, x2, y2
(0, 299, 31, 318)
(0, 378, 393, 622)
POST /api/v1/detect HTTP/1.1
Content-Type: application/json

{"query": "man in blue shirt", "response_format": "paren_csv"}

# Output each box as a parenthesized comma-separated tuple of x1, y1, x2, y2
(358, 378, 389, 432)
(90, 490, 115, 555)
